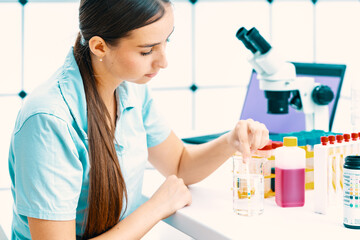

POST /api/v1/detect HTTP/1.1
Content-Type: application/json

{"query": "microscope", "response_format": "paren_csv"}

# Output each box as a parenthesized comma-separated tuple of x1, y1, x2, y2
(236, 27, 334, 132)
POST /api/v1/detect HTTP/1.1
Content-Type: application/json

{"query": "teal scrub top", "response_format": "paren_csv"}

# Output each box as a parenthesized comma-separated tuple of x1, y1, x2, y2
(8, 48, 171, 240)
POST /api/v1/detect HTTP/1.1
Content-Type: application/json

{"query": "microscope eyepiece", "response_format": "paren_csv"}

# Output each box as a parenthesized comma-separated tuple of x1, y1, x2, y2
(236, 27, 258, 54)
(245, 27, 272, 55)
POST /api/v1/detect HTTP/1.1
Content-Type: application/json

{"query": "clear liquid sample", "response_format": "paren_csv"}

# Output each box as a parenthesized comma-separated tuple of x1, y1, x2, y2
(233, 174, 264, 216)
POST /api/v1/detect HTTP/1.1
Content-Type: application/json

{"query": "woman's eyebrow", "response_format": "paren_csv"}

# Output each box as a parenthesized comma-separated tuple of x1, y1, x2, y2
(137, 27, 175, 48)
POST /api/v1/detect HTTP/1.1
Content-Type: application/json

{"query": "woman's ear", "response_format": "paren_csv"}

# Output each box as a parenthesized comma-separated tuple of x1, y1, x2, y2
(88, 36, 108, 60)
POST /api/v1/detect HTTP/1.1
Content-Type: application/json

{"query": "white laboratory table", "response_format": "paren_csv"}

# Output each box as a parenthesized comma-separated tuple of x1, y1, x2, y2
(142, 159, 360, 240)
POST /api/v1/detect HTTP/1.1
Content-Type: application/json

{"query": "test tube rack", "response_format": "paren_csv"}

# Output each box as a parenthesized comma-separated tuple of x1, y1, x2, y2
(314, 133, 360, 214)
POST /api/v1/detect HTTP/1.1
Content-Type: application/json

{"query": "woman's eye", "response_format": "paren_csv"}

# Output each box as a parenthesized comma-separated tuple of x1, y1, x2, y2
(141, 50, 153, 56)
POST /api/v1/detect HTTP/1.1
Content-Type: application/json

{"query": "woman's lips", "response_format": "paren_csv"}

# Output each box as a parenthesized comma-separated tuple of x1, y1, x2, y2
(145, 72, 157, 78)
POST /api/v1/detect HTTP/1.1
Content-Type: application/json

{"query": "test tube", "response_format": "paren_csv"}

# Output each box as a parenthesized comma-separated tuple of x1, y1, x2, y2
(343, 134, 351, 157)
(351, 133, 359, 155)
(328, 135, 337, 201)
(336, 134, 344, 193)
(314, 136, 329, 214)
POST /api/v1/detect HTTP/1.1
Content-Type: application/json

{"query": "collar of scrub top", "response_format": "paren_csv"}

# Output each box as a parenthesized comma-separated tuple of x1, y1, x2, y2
(59, 47, 136, 141)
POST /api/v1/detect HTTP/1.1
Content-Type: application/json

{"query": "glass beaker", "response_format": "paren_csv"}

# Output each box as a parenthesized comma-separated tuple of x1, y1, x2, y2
(232, 153, 264, 216)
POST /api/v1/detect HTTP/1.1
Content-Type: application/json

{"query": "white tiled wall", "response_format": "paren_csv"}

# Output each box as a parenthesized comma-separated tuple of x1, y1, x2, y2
(24, 2, 79, 93)
(0, 3, 21, 94)
(0, 98, 21, 188)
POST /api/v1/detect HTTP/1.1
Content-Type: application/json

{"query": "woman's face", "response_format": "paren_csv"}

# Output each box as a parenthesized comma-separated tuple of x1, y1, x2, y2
(104, 4, 174, 85)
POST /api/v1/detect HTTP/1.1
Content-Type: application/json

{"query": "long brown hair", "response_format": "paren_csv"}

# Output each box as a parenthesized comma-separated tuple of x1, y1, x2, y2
(73, 0, 170, 238)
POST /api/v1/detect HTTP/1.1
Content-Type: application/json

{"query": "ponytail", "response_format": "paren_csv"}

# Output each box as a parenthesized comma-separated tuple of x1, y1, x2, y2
(74, 0, 171, 237)
(74, 33, 127, 239)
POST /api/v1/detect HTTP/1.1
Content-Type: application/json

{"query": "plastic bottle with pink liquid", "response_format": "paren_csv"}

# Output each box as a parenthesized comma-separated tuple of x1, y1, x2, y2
(275, 136, 306, 207)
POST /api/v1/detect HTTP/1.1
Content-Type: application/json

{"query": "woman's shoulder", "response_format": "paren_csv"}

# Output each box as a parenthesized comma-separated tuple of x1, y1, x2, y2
(14, 71, 75, 133)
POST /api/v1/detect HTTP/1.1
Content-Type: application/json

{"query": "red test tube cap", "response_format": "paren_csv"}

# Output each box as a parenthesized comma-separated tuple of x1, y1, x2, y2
(344, 134, 351, 142)
(259, 141, 273, 151)
(328, 135, 335, 144)
(351, 133, 359, 141)
(271, 141, 283, 149)
(336, 135, 343, 143)
(321, 136, 329, 146)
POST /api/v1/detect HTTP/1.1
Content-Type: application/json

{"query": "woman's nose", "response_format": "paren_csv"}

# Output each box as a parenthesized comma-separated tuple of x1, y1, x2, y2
(154, 48, 168, 69)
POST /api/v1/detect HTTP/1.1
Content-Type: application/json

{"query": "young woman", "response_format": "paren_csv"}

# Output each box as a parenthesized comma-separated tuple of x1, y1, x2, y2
(8, 0, 269, 239)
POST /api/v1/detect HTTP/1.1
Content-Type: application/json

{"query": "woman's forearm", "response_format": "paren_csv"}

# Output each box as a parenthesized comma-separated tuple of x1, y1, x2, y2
(177, 131, 236, 185)
(91, 198, 164, 240)
(92, 174, 192, 240)
(177, 119, 269, 186)
(28, 175, 190, 240)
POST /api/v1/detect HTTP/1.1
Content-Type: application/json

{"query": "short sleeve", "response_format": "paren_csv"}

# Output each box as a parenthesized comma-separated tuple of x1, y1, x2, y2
(142, 87, 171, 148)
(12, 113, 83, 220)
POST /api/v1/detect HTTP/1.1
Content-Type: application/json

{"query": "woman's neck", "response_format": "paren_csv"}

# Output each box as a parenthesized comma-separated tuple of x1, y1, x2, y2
(92, 56, 122, 128)
(96, 80, 118, 128)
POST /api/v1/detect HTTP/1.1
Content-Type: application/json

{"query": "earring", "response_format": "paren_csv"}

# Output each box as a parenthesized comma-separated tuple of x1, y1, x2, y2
(99, 58, 103, 62)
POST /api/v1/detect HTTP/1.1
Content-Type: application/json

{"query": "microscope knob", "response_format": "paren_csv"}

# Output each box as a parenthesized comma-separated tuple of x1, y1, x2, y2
(290, 91, 302, 110)
(312, 85, 334, 105)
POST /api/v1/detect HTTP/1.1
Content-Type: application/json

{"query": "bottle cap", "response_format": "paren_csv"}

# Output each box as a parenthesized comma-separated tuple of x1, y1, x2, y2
(344, 155, 360, 170)
(321, 136, 329, 145)
(283, 137, 297, 147)
(328, 135, 336, 144)
(351, 133, 359, 141)
(272, 141, 283, 149)
(259, 141, 272, 150)
(336, 134, 344, 143)
(344, 133, 351, 142)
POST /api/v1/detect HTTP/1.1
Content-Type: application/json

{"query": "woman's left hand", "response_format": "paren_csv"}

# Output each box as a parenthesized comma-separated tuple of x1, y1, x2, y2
(226, 119, 269, 162)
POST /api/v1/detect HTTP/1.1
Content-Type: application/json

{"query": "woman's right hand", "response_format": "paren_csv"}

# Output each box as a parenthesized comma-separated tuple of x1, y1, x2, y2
(149, 175, 192, 219)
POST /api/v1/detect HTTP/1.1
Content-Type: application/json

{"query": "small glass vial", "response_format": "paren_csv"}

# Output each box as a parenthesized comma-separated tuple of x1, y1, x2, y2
(343, 155, 360, 229)
(253, 142, 273, 198)
(232, 153, 264, 216)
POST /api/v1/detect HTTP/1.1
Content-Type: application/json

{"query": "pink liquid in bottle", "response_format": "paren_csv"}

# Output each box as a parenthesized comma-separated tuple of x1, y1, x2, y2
(275, 167, 305, 207)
